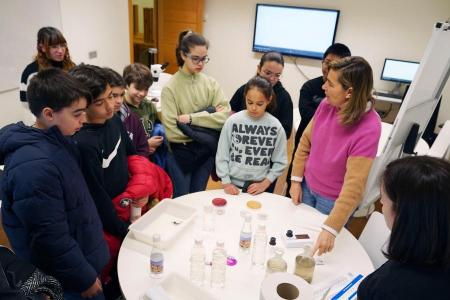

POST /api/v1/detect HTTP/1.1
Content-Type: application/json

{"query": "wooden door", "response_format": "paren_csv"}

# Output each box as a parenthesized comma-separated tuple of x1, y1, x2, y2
(157, 0, 204, 74)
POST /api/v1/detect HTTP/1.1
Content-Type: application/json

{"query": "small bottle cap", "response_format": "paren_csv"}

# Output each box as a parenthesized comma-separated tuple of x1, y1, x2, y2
(216, 240, 225, 247)
(269, 237, 276, 246)
(257, 212, 268, 221)
(227, 256, 237, 266)
(240, 210, 249, 218)
(257, 224, 266, 230)
(303, 245, 313, 257)
(194, 236, 203, 244)
(212, 198, 227, 207)
(274, 247, 284, 256)
(286, 230, 293, 238)
(153, 233, 161, 242)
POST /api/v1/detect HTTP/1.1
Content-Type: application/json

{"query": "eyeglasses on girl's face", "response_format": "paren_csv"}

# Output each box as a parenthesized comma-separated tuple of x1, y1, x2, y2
(186, 53, 210, 65)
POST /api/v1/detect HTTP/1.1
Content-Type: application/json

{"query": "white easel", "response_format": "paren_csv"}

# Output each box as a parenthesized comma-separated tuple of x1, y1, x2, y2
(357, 21, 450, 216)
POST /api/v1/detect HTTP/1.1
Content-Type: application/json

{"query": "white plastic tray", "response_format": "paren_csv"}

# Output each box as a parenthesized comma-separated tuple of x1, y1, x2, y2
(145, 272, 218, 300)
(129, 200, 196, 249)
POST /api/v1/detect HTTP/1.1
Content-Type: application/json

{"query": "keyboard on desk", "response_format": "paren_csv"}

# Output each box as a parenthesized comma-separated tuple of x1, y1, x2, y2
(374, 92, 403, 99)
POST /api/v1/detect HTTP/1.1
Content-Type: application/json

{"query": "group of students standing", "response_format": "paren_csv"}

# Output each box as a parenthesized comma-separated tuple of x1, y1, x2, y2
(1, 26, 449, 299)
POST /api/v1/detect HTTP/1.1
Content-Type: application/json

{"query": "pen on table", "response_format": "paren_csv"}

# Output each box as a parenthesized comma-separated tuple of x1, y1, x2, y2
(330, 274, 363, 300)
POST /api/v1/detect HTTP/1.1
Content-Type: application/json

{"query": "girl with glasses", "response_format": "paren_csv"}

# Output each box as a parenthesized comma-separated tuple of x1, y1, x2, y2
(20, 27, 75, 102)
(161, 30, 230, 197)
(230, 51, 293, 139)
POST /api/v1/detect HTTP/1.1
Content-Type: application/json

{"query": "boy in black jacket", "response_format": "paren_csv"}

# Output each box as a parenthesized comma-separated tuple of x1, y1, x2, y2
(0, 69, 109, 299)
(70, 64, 136, 240)
(70, 65, 138, 298)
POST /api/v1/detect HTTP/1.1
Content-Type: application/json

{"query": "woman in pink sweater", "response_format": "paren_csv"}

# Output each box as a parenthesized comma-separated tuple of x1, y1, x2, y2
(290, 56, 381, 255)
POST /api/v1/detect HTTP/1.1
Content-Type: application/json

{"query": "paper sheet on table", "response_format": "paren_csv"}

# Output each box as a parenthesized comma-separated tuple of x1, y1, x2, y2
(312, 271, 360, 299)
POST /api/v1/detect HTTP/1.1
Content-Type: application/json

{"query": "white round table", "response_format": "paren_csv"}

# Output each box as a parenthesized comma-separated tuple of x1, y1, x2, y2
(118, 190, 374, 299)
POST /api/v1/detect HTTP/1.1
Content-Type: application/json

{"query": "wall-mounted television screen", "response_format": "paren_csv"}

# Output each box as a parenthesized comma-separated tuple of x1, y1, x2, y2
(252, 4, 340, 59)
(381, 58, 420, 84)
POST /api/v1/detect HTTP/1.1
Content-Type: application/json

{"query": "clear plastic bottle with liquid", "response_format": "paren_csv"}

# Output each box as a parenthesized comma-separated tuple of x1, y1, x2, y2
(190, 237, 206, 285)
(294, 245, 315, 283)
(211, 240, 227, 288)
(239, 214, 252, 252)
(150, 234, 164, 278)
(252, 224, 267, 266)
(266, 247, 287, 274)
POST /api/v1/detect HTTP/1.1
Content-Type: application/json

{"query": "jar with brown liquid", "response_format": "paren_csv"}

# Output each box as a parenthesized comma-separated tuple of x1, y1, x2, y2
(294, 245, 315, 283)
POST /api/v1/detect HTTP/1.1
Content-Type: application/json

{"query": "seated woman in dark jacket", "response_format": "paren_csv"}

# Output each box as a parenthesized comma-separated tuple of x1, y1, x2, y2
(357, 156, 450, 300)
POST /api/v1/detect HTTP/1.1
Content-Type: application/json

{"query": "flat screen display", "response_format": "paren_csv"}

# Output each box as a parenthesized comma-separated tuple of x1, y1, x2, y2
(252, 4, 340, 59)
(381, 58, 420, 84)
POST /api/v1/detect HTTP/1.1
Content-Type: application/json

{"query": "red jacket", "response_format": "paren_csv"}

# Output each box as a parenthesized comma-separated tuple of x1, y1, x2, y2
(112, 155, 173, 221)
(102, 155, 172, 283)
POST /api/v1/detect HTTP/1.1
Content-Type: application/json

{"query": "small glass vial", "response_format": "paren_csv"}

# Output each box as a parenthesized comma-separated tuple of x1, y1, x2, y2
(202, 204, 215, 232)
(294, 245, 315, 283)
(130, 204, 141, 223)
(252, 224, 267, 266)
(211, 240, 227, 288)
(239, 214, 252, 252)
(268, 237, 277, 256)
(150, 234, 164, 278)
(266, 247, 287, 274)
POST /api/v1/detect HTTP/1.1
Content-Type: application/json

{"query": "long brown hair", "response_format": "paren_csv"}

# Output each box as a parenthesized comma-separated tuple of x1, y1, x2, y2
(330, 56, 374, 126)
(35, 27, 75, 71)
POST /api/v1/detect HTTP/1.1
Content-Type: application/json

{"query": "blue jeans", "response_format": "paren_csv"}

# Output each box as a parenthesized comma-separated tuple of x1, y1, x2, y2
(301, 179, 335, 215)
(166, 153, 214, 198)
(64, 291, 105, 300)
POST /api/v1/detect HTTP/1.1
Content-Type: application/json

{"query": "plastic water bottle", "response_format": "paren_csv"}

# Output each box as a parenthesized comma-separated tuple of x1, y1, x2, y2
(211, 240, 227, 288)
(150, 234, 164, 278)
(252, 224, 267, 266)
(239, 214, 252, 252)
(189, 237, 206, 285)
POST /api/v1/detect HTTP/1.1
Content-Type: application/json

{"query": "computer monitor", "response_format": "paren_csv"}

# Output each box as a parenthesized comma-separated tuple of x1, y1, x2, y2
(380, 58, 420, 84)
(252, 4, 339, 59)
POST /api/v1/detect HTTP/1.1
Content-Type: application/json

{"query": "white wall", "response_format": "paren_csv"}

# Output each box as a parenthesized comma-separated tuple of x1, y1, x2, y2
(202, 0, 450, 128)
(0, 0, 130, 128)
(0, 0, 62, 127)
(59, 0, 130, 71)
